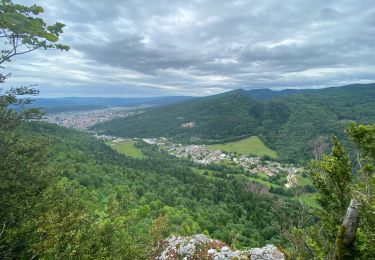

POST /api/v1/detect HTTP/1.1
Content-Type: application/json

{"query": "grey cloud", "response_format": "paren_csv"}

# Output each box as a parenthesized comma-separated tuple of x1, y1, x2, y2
(5, 0, 375, 97)
(319, 7, 341, 20)
(79, 37, 206, 74)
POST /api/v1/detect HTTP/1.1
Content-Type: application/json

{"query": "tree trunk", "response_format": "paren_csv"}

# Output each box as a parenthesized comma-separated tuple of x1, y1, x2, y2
(342, 199, 360, 245)
(335, 199, 360, 259)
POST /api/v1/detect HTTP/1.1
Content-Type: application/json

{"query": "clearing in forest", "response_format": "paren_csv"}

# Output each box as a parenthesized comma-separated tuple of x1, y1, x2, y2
(207, 136, 277, 158)
(109, 140, 145, 159)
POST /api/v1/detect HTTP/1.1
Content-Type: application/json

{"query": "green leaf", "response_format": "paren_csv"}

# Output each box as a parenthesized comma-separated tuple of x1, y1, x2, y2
(2, 13, 29, 26)
(44, 33, 58, 42)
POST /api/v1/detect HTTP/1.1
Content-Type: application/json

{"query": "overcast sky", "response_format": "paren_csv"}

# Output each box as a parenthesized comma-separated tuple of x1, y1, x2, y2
(3, 0, 375, 97)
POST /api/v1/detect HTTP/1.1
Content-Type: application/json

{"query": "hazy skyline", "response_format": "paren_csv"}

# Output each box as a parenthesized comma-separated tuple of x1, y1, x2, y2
(3, 0, 375, 97)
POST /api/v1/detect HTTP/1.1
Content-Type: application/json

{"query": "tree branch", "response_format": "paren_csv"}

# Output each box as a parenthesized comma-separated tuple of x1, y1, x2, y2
(0, 222, 6, 239)
(0, 46, 40, 65)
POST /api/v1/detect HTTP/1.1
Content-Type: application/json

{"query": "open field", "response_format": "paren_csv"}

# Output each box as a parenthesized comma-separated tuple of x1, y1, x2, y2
(298, 194, 318, 208)
(206, 136, 278, 158)
(108, 140, 145, 159)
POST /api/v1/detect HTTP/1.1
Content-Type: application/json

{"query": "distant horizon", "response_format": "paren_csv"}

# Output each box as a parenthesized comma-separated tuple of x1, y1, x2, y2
(32, 82, 375, 98)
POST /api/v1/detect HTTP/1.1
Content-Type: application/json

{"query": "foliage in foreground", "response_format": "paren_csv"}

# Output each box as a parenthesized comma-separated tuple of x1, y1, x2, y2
(290, 124, 375, 259)
(0, 119, 306, 258)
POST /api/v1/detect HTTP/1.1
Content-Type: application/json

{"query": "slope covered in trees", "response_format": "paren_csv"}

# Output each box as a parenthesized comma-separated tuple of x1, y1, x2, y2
(6, 120, 373, 259)
(93, 84, 375, 162)
(93, 90, 259, 141)
(1, 121, 302, 258)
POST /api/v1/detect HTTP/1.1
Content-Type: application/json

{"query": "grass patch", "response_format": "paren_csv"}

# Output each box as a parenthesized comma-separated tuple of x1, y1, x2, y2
(206, 136, 277, 158)
(109, 140, 145, 159)
(297, 175, 313, 186)
(246, 175, 274, 187)
(298, 194, 319, 208)
(190, 167, 216, 178)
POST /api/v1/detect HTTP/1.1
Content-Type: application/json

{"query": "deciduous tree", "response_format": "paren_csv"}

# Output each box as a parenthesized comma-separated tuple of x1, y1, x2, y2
(0, 0, 68, 257)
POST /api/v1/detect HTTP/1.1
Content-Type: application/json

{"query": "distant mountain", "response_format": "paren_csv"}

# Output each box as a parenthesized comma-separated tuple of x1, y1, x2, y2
(29, 96, 195, 113)
(93, 90, 259, 141)
(93, 83, 375, 162)
(243, 88, 306, 100)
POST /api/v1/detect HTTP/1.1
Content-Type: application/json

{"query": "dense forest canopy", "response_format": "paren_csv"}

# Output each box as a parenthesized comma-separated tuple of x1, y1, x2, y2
(3, 118, 375, 258)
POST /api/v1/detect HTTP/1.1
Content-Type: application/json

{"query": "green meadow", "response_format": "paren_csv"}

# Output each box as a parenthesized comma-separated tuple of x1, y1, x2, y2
(108, 140, 145, 159)
(207, 136, 278, 158)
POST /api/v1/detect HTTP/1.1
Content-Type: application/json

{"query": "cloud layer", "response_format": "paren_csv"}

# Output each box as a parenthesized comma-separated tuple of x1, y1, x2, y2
(3, 0, 375, 96)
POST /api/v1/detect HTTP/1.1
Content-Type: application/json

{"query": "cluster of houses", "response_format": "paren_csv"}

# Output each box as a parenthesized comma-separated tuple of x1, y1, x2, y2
(181, 121, 196, 128)
(142, 137, 301, 187)
(43, 108, 137, 130)
(171, 145, 229, 164)
(90, 133, 126, 143)
(143, 138, 230, 164)
(238, 156, 298, 176)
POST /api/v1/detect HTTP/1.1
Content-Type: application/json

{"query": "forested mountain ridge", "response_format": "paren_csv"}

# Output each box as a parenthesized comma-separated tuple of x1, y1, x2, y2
(241, 88, 305, 100)
(256, 83, 375, 161)
(93, 83, 375, 162)
(4, 122, 300, 258)
(93, 90, 259, 142)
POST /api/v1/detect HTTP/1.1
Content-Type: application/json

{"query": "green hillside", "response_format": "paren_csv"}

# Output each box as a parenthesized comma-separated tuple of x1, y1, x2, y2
(93, 84, 375, 162)
(5, 122, 303, 258)
(255, 84, 375, 162)
(93, 91, 258, 141)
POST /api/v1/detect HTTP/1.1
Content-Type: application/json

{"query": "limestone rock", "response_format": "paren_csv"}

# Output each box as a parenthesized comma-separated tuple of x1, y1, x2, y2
(154, 234, 286, 260)
(250, 245, 286, 260)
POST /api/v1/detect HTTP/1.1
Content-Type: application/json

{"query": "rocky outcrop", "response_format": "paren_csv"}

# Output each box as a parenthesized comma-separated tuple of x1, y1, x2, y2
(154, 234, 286, 260)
